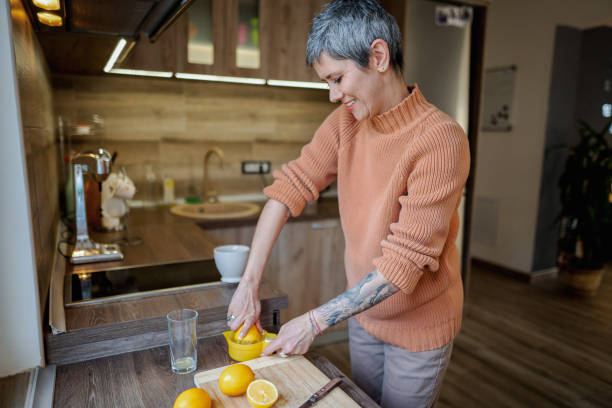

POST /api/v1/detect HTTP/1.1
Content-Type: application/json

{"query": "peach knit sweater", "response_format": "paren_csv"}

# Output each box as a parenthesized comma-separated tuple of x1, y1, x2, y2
(264, 84, 470, 352)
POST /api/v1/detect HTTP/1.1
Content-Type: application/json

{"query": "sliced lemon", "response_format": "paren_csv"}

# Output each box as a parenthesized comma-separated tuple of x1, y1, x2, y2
(218, 363, 255, 396)
(246, 379, 279, 408)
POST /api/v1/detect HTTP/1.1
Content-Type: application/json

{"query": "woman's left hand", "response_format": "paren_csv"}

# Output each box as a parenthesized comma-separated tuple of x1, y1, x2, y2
(261, 313, 317, 357)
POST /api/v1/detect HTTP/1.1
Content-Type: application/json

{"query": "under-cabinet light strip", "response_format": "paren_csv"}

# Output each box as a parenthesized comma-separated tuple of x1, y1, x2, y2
(109, 68, 173, 78)
(175, 72, 266, 85)
(266, 79, 329, 90)
(103, 39, 127, 73)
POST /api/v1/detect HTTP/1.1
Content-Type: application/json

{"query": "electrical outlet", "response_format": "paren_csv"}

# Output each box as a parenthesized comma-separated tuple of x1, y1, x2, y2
(241, 161, 271, 174)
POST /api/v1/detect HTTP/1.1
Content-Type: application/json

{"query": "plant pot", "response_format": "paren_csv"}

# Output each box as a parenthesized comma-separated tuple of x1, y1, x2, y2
(559, 266, 604, 297)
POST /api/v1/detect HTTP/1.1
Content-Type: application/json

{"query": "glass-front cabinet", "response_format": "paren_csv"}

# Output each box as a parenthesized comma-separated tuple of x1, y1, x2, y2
(122, 0, 330, 82)
(187, 0, 214, 65)
(179, 0, 265, 78)
(236, 0, 260, 69)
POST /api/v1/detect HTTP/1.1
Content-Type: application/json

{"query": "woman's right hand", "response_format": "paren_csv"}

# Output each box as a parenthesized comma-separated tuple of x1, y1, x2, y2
(227, 279, 263, 338)
(226, 199, 290, 339)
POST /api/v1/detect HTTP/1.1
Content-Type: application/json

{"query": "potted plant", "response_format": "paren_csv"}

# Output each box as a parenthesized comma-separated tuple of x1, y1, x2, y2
(557, 119, 612, 296)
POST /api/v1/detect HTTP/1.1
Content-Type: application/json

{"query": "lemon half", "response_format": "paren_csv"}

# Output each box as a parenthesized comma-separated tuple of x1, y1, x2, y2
(246, 379, 279, 408)
(218, 363, 255, 396)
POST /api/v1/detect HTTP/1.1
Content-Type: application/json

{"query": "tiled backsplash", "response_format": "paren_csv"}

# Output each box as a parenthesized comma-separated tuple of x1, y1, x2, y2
(53, 74, 335, 202)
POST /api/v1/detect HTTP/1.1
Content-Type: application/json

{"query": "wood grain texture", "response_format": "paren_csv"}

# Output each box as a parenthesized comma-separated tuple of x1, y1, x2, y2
(68, 207, 218, 275)
(263, 0, 328, 82)
(268, 219, 348, 331)
(47, 281, 286, 365)
(203, 214, 348, 333)
(52, 72, 332, 199)
(194, 355, 360, 407)
(312, 262, 612, 408)
(0, 370, 31, 408)
(37, 32, 118, 75)
(10, 0, 59, 314)
(53, 335, 378, 407)
(119, 19, 179, 72)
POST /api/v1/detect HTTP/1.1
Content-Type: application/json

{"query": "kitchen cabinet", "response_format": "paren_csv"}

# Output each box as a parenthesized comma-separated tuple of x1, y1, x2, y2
(176, 0, 268, 78)
(261, 0, 329, 82)
(119, 0, 331, 82)
(205, 217, 347, 331)
(118, 22, 179, 72)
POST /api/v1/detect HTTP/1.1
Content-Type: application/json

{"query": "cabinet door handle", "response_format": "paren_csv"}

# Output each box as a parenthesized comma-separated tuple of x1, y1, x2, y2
(311, 220, 338, 229)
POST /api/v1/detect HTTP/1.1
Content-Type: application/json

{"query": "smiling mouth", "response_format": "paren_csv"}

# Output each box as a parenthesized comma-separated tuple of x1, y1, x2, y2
(345, 100, 355, 107)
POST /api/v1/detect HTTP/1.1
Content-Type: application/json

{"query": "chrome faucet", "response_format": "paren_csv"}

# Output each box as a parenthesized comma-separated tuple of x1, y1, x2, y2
(203, 147, 225, 203)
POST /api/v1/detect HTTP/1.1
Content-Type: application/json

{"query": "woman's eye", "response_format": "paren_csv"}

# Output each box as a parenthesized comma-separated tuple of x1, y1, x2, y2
(333, 76, 342, 84)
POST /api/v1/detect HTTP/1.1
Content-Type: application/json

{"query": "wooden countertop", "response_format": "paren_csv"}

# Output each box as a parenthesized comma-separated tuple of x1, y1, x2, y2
(69, 197, 339, 275)
(195, 197, 340, 229)
(47, 280, 288, 365)
(53, 336, 380, 408)
(47, 198, 338, 360)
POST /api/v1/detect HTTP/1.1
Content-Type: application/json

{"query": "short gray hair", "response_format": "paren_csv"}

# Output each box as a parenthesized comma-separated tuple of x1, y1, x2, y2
(306, 0, 403, 72)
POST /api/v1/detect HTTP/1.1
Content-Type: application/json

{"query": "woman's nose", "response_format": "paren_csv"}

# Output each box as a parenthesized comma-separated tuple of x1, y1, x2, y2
(329, 85, 342, 103)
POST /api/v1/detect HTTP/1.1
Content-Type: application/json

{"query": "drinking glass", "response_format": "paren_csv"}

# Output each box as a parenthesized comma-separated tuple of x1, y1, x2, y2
(167, 309, 198, 374)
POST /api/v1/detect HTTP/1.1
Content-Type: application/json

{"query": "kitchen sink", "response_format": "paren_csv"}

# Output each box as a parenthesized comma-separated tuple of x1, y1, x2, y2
(170, 202, 260, 220)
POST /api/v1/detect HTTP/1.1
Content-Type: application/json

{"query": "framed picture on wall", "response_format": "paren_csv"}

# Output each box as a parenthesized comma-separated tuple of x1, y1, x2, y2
(482, 65, 516, 132)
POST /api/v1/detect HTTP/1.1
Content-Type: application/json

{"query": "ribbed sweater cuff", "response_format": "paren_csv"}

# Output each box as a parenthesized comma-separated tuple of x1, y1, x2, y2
(263, 181, 307, 217)
(373, 255, 423, 294)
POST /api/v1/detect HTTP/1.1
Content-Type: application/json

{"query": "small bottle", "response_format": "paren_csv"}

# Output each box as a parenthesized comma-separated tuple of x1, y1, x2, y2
(163, 176, 175, 206)
(144, 164, 158, 208)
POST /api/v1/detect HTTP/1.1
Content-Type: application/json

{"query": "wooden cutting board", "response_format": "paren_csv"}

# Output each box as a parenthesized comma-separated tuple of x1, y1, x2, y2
(193, 355, 359, 407)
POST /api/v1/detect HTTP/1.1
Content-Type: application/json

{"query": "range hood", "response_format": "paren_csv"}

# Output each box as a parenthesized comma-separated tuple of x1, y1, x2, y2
(29, 0, 195, 42)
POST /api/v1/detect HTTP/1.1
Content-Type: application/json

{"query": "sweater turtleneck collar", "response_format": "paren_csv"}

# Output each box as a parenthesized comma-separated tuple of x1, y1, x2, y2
(370, 84, 433, 134)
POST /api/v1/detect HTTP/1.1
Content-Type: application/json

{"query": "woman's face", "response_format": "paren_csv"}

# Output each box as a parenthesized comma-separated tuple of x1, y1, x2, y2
(313, 53, 383, 121)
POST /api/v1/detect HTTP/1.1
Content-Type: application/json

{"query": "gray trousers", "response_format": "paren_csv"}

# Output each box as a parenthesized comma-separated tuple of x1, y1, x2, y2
(349, 318, 453, 408)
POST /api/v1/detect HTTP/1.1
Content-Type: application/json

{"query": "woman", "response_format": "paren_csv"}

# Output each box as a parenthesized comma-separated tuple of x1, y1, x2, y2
(226, 1, 470, 406)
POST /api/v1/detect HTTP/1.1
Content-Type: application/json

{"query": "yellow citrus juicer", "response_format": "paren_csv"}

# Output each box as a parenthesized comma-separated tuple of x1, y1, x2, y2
(222, 330, 277, 362)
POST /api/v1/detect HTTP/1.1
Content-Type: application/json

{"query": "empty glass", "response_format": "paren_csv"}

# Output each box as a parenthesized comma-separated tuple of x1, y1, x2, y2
(167, 309, 198, 374)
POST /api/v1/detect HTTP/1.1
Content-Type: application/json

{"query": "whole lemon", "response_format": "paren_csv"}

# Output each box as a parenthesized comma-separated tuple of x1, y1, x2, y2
(173, 388, 211, 408)
(218, 363, 255, 396)
(234, 324, 262, 344)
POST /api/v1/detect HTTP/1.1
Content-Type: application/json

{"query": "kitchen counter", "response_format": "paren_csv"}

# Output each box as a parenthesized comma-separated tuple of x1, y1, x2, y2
(47, 280, 287, 365)
(194, 197, 340, 229)
(47, 197, 339, 364)
(68, 197, 339, 275)
(53, 335, 379, 407)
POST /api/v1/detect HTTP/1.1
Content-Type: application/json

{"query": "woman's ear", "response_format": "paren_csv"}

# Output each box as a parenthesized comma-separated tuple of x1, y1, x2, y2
(370, 39, 391, 72)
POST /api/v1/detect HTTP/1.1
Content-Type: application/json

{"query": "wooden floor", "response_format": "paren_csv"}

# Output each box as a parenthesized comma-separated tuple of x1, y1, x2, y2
(312, 262, 612, 407)
(0, 370, 30, 408)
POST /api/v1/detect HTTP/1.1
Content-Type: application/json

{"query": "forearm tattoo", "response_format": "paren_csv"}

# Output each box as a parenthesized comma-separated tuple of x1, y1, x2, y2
(316, 269, 399, 329)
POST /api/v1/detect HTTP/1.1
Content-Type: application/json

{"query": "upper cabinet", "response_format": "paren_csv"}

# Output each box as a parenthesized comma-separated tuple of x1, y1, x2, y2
(119, 22, 179, 73)
(176, 0, 267, 78)
(118, 0, 330, 82)
(262, 0, 328, 82)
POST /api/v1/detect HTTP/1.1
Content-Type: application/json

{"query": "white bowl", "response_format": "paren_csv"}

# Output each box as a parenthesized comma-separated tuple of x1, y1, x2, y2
(214, 245, 250, 283)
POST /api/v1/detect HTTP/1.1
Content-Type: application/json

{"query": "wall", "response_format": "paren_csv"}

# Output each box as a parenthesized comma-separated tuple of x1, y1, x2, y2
(11, 0, 58, 312)
(532, 26, 581, 271)
(471, 0, 612, 274)
(52, 75, 334, 203)
(0, 0, 46, 377)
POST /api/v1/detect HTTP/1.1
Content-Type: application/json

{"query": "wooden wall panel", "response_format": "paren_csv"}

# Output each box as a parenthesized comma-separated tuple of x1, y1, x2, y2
(10, 0, 59, 312)
(53, 74, 334, 200)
